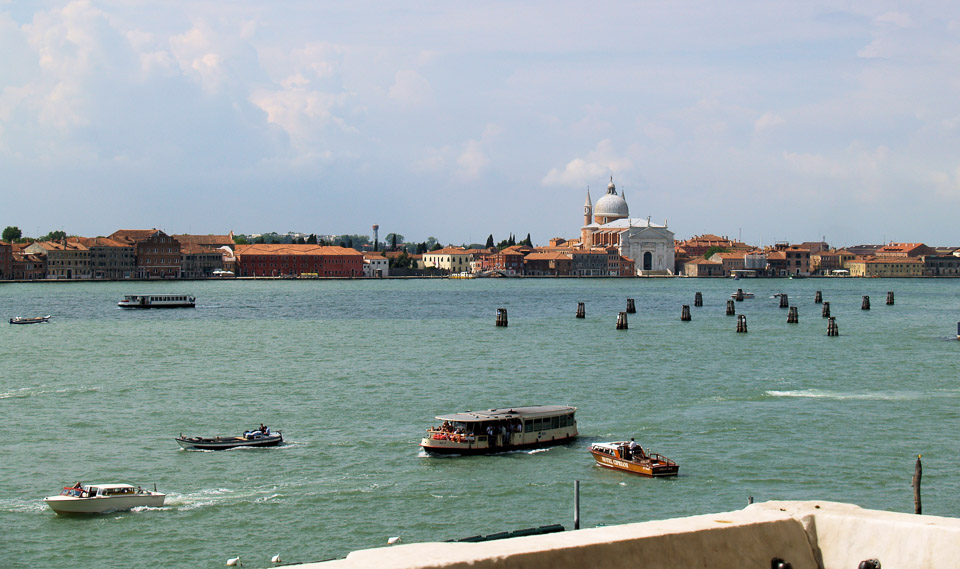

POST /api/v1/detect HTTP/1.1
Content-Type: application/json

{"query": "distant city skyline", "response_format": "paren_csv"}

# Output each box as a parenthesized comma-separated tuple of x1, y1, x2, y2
(3, 2, 960, 247)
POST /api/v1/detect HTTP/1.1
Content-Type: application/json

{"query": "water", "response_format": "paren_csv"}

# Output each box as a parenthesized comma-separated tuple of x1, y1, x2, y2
(2, 278, 960, 568)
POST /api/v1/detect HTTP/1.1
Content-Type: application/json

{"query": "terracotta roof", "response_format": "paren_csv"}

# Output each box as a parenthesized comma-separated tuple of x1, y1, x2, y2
(234, 244, 362, 256)
(72, 237, 129, 248)
(109, 229, 163, 243)
(426, 247, 470, 255)
(172, 234, 235, 247)
(525, 252, 571, 261)
(363, 252, 387, 260)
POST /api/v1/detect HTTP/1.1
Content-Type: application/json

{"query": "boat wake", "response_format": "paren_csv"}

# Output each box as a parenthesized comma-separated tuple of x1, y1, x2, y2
(765, 389, 930, 401)
(0, 385, 101, 400)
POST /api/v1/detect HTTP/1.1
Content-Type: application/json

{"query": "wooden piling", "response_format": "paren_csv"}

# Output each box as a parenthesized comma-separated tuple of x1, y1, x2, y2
(694, 292, 703, 307)
(736, 314, 747, 333)
(680, 305, 691, 321)
(913, 454, 922, 515)
(735, 288, 744, 302)
(814, 290, 822, 304)
(726, 299, 736, 316)
(862, 295, 870, 310)
(626, 298, 636, 314)
(616, 311, 628, 330)
(574, 480, 581, 530)
(827, 316, 839, 336)
(576, 302, 585, 319)
(496, 308, 508, 327)
(822, 301, 830, 318)
(779, 293, 789, 308)
(886, 291, 894, 305)
(787, 306, 798, 324)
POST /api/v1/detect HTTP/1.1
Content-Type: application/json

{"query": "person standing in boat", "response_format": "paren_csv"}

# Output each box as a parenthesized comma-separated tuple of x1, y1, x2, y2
(629, 438, 644, 459)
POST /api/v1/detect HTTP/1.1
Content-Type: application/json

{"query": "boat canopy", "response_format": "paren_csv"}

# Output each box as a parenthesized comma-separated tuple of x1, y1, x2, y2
(435, 405, 576, 423)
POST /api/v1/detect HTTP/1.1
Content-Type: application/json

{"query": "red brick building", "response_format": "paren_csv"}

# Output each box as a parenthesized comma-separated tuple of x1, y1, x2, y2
(0, 241, 11, 280)
(110, 229, 182, 278)
(234, 244, 364, 277)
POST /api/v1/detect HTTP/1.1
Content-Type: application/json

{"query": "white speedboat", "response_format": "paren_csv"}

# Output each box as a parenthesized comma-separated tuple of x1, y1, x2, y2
(44, 483, 165, 514)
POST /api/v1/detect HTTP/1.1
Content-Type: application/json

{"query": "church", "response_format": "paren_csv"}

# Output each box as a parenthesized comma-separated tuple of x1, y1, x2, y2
(580, 178, 675, 275)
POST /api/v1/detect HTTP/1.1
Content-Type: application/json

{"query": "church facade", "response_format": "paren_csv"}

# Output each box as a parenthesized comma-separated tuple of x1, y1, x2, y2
(580, 178, 675, 275)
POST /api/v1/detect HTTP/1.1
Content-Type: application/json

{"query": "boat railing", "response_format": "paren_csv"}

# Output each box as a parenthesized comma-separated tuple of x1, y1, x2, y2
(426, 428, 475, 443)
(647, 453, 676, 466)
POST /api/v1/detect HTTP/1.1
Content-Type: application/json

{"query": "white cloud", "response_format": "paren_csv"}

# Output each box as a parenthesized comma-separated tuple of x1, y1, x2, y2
(388, 69, 433, 107)
(754, 112, 785, 133)
(540, 139, 633, 187)
(456, 139, 489, 180)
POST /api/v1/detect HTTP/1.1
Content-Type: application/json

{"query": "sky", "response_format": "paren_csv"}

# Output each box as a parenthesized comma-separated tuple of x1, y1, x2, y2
(3, 1, 960, 248)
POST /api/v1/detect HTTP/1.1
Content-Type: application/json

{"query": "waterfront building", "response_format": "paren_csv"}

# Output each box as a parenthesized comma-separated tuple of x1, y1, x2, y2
(10, 244, 45, 280)
(422, 247, 473, 273)
(811, 249, 854, 275)
(845, 256, 924, 277)
(570, 249, 611, 276)
(523, 251, 573, 275)
(180, 242, 225, 278)
(492, 245, 532, 275)
(765, 244, 810, 276)
(0, 241, 10, 279)
(922, 254, 960, 276)
(580, 178, 674, 274)
(362, 252, 389, 277)
(708, 251, 748, 276)
(875, 242, 935, 258)
(110, 229, 182, 279)
(234, 244, 363, 277)
(75, 237, 135, 280)
(683, 256, 723, 277)
(24, 240, 91, 279)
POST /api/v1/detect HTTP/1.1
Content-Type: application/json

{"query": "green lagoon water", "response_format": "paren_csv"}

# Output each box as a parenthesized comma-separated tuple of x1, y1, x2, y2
(2, 277, 960, 568)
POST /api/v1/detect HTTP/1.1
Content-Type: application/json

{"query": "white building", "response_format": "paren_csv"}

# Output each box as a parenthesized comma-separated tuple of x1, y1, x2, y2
(580, 178, 674, 274)
(363, 252, 389, 277)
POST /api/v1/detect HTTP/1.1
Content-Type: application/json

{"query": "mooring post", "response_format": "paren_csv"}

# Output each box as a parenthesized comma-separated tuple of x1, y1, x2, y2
(827, 316, 839, 336)
(616, 311, 628, 330)
(626, 298, 636, 314)
(779, 293, 789, 308)
(748, 496, 754, 505)
(574, 480, 581, 530)
(694, 292, 703, 307)
(913, 454, 922, 515)
(735, 288, 744, 302)
(862, 295, 871, 310)
(576, 302, 585, 319)
(886, 291, 895, 305)
(726, 299, 736, 316)
(496, 308, 508, 327)
(787, 306, 798, 324)
(822, 301, 831, 318)
(680, 305, 691, 321)
(736, 314, 747, 333)
(814, 290, 822, 304)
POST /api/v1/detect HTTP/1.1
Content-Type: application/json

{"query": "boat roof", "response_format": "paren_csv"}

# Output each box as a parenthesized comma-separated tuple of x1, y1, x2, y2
(591, 442, 631, 450)
(78, 483, 136, 489)
(436, 405, 576, 422)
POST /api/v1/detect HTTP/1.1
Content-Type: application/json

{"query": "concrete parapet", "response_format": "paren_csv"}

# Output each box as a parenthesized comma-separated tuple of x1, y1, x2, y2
(291, 501, 960, 569)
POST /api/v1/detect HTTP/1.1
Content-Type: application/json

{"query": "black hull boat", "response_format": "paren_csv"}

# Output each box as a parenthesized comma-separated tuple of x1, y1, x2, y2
(10, 315, 51, 324)
(176, 430, 282, 450)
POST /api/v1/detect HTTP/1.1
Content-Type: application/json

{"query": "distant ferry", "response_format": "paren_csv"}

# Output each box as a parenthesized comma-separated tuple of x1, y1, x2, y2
(118, 294, 196, 309)
(420, 405, 578, 455)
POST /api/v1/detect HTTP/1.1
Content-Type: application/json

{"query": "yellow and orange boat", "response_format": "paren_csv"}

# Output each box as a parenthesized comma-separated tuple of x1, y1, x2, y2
(589, 441, 679, 477)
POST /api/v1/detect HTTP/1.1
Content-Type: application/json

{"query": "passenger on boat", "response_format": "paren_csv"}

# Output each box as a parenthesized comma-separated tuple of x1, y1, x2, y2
(629, 438, 645, 459)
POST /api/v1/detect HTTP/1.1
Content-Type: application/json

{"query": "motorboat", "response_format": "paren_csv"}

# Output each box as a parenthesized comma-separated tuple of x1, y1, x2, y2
(730, 291, 755, 299)
(420, 405, 578, 455)
(118, 294, 195, 308)
(176, 427, 283, 450)
(589, 441, 679, 477)
(9, 315, 51, 324)
(44, 483, 164, 514)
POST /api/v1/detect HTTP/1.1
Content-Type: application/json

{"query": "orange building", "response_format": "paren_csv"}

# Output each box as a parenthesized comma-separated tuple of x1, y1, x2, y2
(234, 244, 363, 277)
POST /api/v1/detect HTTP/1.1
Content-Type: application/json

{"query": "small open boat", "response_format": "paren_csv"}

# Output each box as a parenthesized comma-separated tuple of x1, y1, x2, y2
(44, 483, 164, 514)
(176, 427, 283, 450)
(589, 441, 679, 477)
(9, 315, 51, 324)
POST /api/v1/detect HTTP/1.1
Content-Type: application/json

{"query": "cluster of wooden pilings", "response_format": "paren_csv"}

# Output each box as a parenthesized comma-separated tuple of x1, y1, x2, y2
(502, 290, 898, 336)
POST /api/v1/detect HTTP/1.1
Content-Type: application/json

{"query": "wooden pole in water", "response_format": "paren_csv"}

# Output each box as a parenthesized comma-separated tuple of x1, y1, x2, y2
(827, 316, 839, 336)
(735, 288, 744, 302)
(862, 295, 871, 310)
(626, 298, 636, 313)
(680, 305, 691, 321)
(779, 293, 789, 308)
(616, 311, 628, 330)
(815, 290, 822, 304)
(913, 455, 922, 515)
(496, 308, 508, 327)
(576, 302, 585, 319)
(887, 291, 895, 305)
(736, 314, 747, 333)
(694, 292, 703, 307)
(787, 306, 798, 323)
(822, 301, 830, 318)
(574, 480, 581, 530)
(726, 299, 735, 316)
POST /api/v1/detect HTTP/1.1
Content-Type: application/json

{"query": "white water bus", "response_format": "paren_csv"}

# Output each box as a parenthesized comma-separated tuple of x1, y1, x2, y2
(420, 405, 578, 455)
(44, 483, 165, 514)
(118, 294, 196, 308)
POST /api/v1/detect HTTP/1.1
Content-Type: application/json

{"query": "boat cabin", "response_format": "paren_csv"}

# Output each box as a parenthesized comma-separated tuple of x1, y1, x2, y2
(421, 405, 578, 454)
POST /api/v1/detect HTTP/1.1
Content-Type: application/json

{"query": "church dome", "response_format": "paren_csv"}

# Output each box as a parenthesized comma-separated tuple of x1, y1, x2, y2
(593, 178, 629, 220)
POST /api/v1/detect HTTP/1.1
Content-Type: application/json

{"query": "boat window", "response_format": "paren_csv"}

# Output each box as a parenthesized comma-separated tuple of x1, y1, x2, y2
(524, 420, 533, 432)
(550, 416, 559, 429)
(532, 418, 542, 432)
